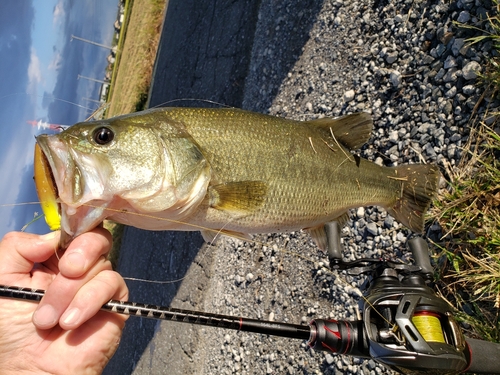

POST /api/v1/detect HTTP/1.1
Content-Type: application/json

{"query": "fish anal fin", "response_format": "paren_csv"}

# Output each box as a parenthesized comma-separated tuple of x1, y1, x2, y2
(334, 212, 350, 227)
(208, 181, 268, 217)
(306, 225, 328, 251)
(305, 213, 349, 251)
(306, 112, 373, 150)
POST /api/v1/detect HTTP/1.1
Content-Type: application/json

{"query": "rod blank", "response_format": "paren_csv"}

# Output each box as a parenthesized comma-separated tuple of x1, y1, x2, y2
(0, 284, 310, 341)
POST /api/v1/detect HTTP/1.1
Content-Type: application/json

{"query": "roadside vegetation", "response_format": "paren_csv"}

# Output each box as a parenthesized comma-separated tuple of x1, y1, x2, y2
(431, 5, 500, 342)
(106, 0, 167, 118)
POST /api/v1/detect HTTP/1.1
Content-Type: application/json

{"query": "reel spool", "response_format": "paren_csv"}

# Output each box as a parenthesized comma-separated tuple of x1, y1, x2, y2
(412, 311, 446, 344)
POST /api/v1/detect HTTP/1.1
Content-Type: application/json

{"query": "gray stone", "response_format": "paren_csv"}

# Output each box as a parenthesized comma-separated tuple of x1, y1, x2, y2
(386, 52, 398, 64)
(452, 38, 465, 56)
(457, 11, 471, 23)
(325, 354, 335, 365)
(390, 70, 403, 87)
(462, 84, 476, 95)
(366, 222, 378, 236)
(463, 61, 481, 80)
(357, 206, 365, 218)
(443, 68, 459, 82)
(445, 86, 457, 98)
(344, 89, 355, 102)
(444, 55, 457, 69)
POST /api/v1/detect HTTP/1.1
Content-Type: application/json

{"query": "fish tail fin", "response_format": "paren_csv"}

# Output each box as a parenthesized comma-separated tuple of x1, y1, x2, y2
(388, 164, 440, 232)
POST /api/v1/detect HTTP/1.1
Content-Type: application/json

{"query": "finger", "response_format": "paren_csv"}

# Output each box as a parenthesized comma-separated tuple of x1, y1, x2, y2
(59, 270, 129, 330)
(0, 231, 60, 280)
(32, 256, 112, 329)
(58, 227, 113, 278)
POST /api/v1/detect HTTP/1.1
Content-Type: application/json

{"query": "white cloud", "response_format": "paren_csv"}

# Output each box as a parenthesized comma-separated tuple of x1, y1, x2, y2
(27, 47, 42, 95)
(48, 51, 62, 71)
(53, 0, 65, 26)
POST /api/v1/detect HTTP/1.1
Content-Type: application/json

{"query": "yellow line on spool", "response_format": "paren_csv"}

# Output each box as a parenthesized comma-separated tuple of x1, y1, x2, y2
(412, 311, 446, 343)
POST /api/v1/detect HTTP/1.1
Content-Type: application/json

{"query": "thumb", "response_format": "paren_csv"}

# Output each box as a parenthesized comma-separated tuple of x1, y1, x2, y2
(0, 231, 60, 276)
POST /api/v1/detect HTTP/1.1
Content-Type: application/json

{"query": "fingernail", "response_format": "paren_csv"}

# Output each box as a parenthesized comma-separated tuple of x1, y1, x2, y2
(33, 304, 58, 328)
(61, 307, 81, 326)
(40, 231, 59, 241)
(65, 251, 87, 272)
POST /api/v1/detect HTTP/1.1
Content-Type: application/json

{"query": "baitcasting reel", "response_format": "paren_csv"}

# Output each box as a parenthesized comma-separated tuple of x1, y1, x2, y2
(308, 222, 467, 374)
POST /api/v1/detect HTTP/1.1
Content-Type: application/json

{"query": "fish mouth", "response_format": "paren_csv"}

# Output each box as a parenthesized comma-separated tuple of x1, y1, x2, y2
(34, 143, 61, 231)
(34, 136, 113, 249)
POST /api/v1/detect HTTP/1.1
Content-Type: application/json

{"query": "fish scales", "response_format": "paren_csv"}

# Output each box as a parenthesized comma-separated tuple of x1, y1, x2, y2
(161, 108, 401, 232)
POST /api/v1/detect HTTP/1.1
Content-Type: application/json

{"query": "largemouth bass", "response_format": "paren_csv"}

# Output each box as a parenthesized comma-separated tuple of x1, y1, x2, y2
(34, 107, 439, 249)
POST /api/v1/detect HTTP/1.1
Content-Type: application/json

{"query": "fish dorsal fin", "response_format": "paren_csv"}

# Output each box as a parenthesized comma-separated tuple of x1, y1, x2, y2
(306, 112, 373, 150)
(208, 181, 268, 217)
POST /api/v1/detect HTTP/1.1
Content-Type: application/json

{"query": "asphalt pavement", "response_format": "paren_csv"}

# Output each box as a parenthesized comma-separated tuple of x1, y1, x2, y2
(104, 1, 263, 373)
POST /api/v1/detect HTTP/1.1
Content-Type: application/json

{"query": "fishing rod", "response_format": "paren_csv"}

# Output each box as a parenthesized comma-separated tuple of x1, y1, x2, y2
(1, 222, 499, 374)
(0, 284, 310, 341)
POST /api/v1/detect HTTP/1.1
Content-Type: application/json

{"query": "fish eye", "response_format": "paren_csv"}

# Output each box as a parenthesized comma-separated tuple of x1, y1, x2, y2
(93, 127, 114, 145)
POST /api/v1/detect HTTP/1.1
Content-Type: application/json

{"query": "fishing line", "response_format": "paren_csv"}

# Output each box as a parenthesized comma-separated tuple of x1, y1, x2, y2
(21, 213, 44, 232)
(1, 199, 396, 328)
(150, 98, 233, 109)
(0, 202, 41, 208)
(122, 275, 188, 284)
(0, 92, 96, 112)
(411, 311, 446, 343)
(121, 238, 218, 286)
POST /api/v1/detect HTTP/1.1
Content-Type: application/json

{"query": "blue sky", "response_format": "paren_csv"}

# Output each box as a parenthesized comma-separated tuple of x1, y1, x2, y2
(0, 0, 118, 238)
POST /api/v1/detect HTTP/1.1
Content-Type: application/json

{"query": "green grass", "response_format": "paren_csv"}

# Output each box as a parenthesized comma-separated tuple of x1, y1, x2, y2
(433, 124, 500, 339)
(105, 0, 133, 107)
(106, 0, 166, 117)
(433, 3, 500, 341)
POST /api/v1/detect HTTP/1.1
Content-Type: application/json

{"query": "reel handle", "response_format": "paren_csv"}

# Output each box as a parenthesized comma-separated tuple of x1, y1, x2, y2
(325, 221, 343, 261)
(407, 237, 434, 277)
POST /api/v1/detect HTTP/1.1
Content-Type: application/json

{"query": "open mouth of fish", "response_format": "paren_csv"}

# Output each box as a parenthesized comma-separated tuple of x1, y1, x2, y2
(34, 143, 61, 231)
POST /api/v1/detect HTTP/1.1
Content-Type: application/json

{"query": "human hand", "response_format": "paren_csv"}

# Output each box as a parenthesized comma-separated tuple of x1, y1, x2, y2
(0, 228, 128, 375)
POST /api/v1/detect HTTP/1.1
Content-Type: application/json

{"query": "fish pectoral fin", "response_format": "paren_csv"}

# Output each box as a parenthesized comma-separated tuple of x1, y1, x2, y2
(201, 229, 253, 244)
(208, 181, 268, 217)
(306, 112, 373, 150)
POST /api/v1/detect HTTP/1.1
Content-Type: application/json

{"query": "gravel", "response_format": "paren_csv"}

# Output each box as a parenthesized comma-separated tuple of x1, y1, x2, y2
(196, 0, 499, 374)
